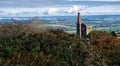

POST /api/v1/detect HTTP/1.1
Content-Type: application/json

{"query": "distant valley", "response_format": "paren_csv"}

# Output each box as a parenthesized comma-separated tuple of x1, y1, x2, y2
(0, 15, 120, 33)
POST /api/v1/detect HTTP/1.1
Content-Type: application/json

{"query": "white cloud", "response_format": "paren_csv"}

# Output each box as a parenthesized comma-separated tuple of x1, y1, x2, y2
(0, 5, 90, 16)
(45, 5, 88, 15)
(81, 5, 120, 15)
(47, 8, 60, 15)
(0, 8, 47, 17)
(67, 5, 79, 13)
(0, 5, 120, 17)
(67, 5, 87, 14)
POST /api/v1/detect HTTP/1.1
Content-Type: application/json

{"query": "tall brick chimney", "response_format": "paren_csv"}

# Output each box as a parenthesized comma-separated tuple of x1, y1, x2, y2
(77, 12, 82, 38)
(77, 12, 81, 24)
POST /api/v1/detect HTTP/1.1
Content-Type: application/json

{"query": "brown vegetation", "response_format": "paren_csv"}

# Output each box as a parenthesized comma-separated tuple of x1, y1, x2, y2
(88, 30, 120, 66)
(0, 22, 120, 66)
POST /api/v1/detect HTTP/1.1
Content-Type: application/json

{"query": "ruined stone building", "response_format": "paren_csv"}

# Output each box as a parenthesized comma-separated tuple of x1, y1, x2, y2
(76, 12, 92, 38)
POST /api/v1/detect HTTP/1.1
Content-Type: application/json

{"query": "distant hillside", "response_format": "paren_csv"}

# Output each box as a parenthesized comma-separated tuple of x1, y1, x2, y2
(1, 15, 120, 33)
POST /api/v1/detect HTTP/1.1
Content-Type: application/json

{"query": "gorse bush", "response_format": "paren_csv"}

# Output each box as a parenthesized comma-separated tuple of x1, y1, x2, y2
(0, 23, 105, 66)
(88, 30, 120, 66)
(0, 23, 120, 66)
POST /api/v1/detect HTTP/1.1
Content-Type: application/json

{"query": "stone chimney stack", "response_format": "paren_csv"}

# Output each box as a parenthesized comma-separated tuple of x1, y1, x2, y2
(77, 12, 91, 38)
(77, 12, 81, 24)
(77, 12, 82, 38)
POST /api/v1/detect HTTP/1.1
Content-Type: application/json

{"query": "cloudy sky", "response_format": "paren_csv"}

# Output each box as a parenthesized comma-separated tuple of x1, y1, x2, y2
(0, 0, 120, 17)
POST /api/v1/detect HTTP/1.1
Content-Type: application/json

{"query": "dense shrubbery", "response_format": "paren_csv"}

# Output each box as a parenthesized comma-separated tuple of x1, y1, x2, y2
(0, 23, 105, 66)
(88, 30, 120, 66)
(0, 23, 120, 66)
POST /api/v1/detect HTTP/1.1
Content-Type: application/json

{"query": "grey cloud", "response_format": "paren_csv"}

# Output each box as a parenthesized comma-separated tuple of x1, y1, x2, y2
(0, 0, 120, 8)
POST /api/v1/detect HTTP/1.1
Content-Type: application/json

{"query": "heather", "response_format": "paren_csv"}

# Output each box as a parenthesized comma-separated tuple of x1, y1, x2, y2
(0, 22, 120, 66)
